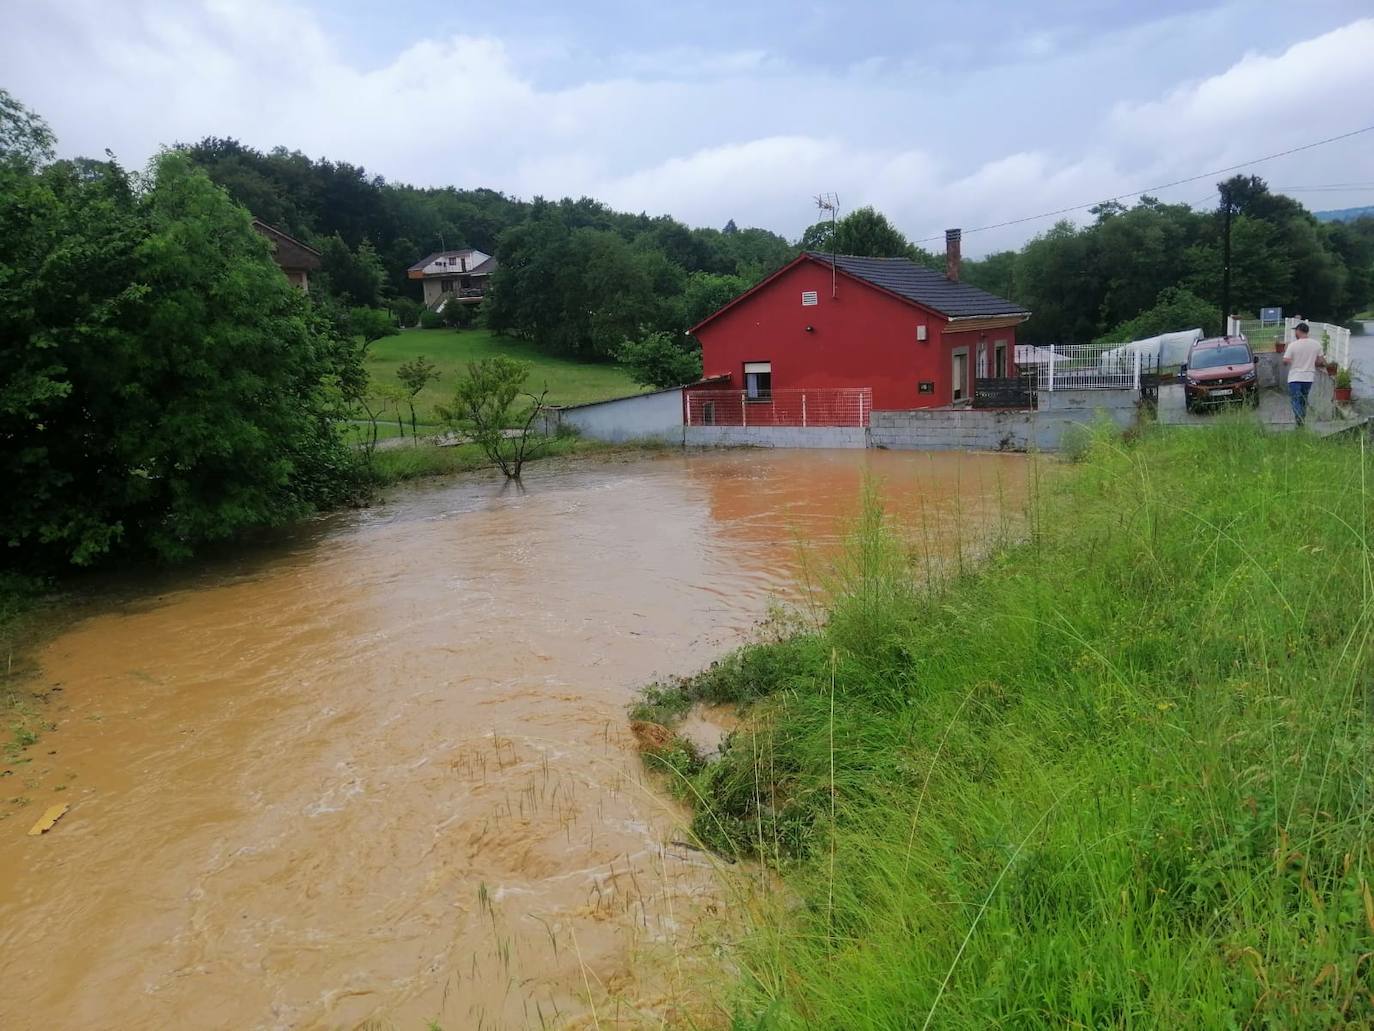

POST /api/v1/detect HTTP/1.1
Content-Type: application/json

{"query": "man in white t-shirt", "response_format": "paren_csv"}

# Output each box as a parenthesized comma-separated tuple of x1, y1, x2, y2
(1283, 322, 1324, 427)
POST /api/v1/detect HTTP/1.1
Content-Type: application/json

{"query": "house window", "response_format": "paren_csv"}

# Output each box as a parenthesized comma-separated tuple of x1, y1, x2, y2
(994, 340, 1007, 377)
(744, 361, 772, 400)
(977, 340, 988, 377)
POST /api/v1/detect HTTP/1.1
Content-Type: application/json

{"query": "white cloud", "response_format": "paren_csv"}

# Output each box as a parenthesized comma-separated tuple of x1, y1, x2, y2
(1109, 18, 1374, 167)
(3, 2, 1372, 256)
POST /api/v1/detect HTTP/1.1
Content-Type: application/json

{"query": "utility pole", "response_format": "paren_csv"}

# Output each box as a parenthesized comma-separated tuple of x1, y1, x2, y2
(1220, 183, 1233, 336)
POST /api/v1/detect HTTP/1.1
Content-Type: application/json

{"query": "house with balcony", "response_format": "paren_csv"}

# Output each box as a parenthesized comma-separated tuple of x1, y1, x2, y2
(407, 249, 498, 309)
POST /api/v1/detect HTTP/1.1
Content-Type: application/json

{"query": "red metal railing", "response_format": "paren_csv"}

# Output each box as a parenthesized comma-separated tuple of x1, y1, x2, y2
(684, 388, 872, 427)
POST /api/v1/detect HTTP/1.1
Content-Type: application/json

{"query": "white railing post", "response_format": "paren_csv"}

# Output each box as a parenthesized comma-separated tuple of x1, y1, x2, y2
(1133, 349, 1141, 391)
(802, 393, 808, 427)
(1048, 351, 1056, 392)
(741, 391, 747, 427)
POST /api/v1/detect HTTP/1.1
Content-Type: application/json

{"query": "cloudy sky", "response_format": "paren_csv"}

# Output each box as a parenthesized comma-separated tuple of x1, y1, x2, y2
(4, 0, 1373, 254)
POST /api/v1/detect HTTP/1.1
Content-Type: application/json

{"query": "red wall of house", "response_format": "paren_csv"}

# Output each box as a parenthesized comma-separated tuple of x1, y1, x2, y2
(693, 258, 1018, 410)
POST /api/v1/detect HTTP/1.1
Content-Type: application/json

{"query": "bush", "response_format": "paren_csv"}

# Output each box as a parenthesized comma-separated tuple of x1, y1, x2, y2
(389, 296, 421, 328)
(2, 141, 362, 569)
(418, 308, 444, 329)
(616, 330, 703, 389)
(1101, 286, 1222, 341)
(442, 298, 476, 330)
(348, 305, 397, 344)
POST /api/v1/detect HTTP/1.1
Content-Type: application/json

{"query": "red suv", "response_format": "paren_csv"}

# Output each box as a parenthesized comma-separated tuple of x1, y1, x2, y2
(1181, 337, 1259, 411)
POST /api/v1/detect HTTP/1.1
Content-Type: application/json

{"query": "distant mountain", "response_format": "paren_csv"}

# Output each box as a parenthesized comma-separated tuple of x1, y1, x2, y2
(1314, 205, 1374, 223)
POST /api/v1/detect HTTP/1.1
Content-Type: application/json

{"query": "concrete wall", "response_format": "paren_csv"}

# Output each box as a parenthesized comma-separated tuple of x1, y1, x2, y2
(871, 390, 1138, 452)
(553, 388, 686, 444)
(684, 426, 869, 448)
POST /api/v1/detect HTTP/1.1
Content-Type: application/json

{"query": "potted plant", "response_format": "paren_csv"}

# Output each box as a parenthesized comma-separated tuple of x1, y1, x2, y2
(1334, 367, 1353, 403)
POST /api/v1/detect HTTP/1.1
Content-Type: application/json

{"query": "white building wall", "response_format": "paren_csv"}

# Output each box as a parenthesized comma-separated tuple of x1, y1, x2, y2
(555, 389, 685, 444)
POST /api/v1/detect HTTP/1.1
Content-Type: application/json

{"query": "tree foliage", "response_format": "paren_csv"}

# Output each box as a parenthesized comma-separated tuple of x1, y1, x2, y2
(439, 357, 549, 479)
(349, 305, 398, 344)
(964, 179, 1374, 342)
(1100, 286, 1222, 342)
(2, 98, 360, 571)
(396, 355, 438, 439)
(617, 332, 703, 390)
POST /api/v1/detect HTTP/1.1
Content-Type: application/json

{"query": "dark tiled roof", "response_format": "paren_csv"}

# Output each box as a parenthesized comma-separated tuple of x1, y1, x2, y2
(806, 252, 1029, 318)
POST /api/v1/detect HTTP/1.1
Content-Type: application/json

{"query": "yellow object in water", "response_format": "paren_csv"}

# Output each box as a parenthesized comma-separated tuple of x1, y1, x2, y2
(27, 803, 69, 837)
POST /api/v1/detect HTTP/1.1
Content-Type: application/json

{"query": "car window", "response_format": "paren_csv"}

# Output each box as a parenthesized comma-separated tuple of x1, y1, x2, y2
(1189, 345, 1251, 369)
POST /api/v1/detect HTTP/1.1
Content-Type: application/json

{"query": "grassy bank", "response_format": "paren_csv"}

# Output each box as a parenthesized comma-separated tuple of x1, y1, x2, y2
(1, 576, 51, 757)
(363, 435, 670, 485)
(638, 421, 1374, 1028)
(364, 328, 647, 429)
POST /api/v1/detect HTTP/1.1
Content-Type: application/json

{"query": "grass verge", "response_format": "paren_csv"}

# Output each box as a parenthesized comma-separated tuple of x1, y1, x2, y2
(364, 327, 647, 428)
(363, 435, 672, 485)
(1, 575, 51, 758)
(639, 420, 1374, 1028)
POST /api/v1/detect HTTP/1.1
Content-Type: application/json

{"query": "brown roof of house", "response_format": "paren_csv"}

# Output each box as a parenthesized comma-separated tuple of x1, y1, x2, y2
(251, 218, 321, 271)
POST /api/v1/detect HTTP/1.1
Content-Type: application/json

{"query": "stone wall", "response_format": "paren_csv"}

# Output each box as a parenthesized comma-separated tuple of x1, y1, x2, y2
(684, 425, 869, 448)
(871, 390, 1139, 452)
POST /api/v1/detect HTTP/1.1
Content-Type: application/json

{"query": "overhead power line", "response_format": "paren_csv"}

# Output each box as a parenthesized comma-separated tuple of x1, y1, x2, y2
(913, 122, 1374, 243)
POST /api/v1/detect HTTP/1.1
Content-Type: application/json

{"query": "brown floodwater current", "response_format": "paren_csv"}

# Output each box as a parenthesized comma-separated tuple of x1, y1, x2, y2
(0, 449, 1027, 1030)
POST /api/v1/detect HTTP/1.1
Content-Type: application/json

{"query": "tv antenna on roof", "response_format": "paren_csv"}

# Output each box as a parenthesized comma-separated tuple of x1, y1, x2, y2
(815, 193, 839, 297)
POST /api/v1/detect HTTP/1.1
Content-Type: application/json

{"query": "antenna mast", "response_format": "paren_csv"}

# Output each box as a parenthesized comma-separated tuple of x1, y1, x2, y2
(815, 192, 839, 298)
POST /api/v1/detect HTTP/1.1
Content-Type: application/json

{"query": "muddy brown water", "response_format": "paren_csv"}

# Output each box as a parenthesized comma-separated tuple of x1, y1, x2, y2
(0, 449, 1027, 1030)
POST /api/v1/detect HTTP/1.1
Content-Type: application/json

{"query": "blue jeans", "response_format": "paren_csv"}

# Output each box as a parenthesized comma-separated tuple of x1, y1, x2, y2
(1289, 380, 1313, 425)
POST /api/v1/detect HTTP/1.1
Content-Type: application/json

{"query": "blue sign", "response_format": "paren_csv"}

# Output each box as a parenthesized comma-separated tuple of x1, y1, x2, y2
(1260, 307, 1283, 324)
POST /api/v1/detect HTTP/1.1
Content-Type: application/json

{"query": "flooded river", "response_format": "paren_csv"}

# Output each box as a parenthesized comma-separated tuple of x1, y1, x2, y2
(0, 449, 1026, 1029)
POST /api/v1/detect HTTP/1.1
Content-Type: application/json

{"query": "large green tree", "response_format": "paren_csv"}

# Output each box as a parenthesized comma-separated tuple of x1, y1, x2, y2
(2, 94, 361, 569)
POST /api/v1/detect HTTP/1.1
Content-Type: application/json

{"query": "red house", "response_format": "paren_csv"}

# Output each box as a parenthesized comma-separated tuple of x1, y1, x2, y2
(689, 230, 1030, 423)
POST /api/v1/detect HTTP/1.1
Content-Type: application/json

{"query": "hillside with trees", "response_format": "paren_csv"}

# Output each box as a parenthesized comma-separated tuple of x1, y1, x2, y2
(960, 184, 1374, 343)
(181, 136, 1374, 353)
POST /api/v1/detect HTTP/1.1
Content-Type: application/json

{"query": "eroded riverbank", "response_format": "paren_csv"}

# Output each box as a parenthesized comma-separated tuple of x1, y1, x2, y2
(0, 449, 1026, 1029)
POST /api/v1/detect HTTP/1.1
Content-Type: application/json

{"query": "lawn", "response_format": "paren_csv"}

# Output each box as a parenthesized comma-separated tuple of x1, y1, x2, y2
(361, 328, 648, 432)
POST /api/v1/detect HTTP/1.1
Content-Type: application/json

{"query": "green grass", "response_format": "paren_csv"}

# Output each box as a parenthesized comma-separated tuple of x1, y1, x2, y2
(364, 328, 648, 429)
(1, 576, 48, 756)
(641, 419, 1374, 1028)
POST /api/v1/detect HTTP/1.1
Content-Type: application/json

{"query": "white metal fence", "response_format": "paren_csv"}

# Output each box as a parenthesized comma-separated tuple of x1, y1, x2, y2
(683, 388, 871, 427)
(1018, 343, 1151, 392)
(1228, 316, 1352, 369)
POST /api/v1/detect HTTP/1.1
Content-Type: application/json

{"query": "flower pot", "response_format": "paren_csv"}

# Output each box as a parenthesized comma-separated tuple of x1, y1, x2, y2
(1334, 386, 1352, 402)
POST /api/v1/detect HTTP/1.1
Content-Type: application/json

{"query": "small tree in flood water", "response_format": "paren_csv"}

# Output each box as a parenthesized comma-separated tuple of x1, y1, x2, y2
(441, 357, 551, 479)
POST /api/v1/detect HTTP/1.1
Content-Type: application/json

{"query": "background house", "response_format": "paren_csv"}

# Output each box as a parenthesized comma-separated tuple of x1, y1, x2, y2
(251, 218, 320, 291)
(690, 230, 1030, 412)
(407, 249, 498, 308)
